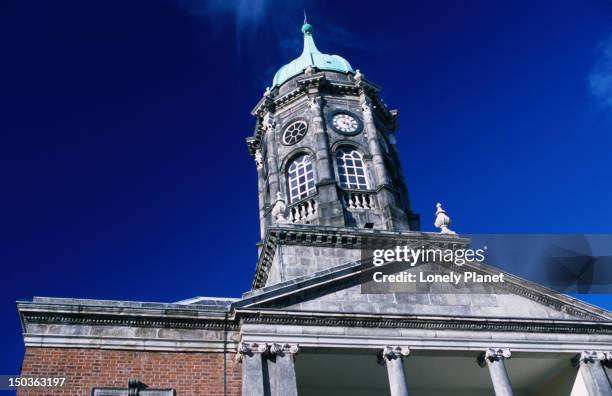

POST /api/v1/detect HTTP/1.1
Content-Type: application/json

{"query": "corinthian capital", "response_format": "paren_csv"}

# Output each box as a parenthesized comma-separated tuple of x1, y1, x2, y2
(478, 348, 511, 367)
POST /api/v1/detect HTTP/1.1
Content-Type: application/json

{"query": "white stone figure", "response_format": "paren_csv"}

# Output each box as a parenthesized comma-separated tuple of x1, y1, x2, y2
(304, 65, 314, 76)
(271, 192, 288, 224)
(361, 100, 370, 114)
(309, 96, 321, 113)
(262, 111, 275, 132)
(264, 87, 272, 97)
(434, 202, 456, 235)
(354, 69, 363, 82)
(254, 150, 264, 170)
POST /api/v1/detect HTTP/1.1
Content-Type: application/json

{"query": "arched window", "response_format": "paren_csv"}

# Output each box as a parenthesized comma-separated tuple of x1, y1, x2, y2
(287, 155, 316, 203)
(336, 148, 368, 190)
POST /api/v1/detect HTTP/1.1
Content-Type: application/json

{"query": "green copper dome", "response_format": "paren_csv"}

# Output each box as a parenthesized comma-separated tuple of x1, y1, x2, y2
(272, 23, 354, 88)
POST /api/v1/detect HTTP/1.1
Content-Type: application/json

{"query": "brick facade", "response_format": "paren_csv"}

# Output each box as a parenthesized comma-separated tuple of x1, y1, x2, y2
(18, 347, 241, 396)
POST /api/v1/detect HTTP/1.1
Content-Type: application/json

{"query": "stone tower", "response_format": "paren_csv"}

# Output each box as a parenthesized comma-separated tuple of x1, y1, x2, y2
(247, 21, 420, 287)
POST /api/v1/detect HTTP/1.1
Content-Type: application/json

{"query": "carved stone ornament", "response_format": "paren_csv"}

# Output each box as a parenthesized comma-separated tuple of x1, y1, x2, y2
(478, 348, 512, 367)
(304, 65, 315, 76)
(309, 96, 322, 113)
(236, 342, 299, 362)
(434, 202, 456, 235)
(354, 69, 363, 82)
(578, 350, 612, 363)
(270, 343, 300, 355)
(360, 100, 372, 116)
(377, 346, 410, 365)
(254, 150, 264, 169)
(263, 112, 276, 132)
(271, 192, 288, 224)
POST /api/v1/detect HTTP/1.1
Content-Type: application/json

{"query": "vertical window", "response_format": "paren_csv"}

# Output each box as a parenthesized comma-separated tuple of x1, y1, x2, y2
(336, 149, 368, 190)
(287, 155, 316, 203)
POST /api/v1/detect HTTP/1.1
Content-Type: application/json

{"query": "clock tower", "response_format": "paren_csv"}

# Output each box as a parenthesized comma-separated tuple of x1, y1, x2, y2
(247, 21, 420, 242)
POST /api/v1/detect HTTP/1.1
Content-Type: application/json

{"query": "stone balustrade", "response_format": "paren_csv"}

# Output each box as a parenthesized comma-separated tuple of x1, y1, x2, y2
(288, 197, 318, 223)
(342, 190, 376, 209)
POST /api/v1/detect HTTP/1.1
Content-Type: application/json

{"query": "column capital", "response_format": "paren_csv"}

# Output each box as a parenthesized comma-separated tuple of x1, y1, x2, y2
(377, 346, 410, 366)
(478, 348, 512, 367)
(236, 342, 268, 362)
(269, 343, 300, 356)
(572, 350, 612, 367)
(237, 342, 299, 362)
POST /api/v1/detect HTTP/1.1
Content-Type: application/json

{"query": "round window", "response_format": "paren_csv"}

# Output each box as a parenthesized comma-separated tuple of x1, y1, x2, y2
(282, 120, 308, 145)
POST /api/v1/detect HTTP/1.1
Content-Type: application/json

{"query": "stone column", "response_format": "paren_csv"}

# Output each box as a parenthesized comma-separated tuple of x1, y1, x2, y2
(254, 149, 266, 239)
(359, 93, 391, 188)
(237, 342, 267, 396)
(478, 348, 514, 396)
(269, 343, 299, 396)
(309, 96, 333, 182)
(378, 346, 410, 396)
(308, 95, 343, 225)
(263, 112, 280, 201)
(574, 351, 612, 395)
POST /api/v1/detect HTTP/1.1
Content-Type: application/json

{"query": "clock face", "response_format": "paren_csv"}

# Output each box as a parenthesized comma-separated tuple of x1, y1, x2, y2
(332, 113, 359, 134)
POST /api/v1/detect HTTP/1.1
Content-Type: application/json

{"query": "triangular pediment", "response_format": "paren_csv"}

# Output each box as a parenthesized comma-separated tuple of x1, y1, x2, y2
(236, 260, 611, 322)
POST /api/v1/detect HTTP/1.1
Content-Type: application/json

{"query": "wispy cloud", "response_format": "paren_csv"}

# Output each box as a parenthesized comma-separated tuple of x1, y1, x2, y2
(177, 0, 273, 52)
(589, 35, 612, 110)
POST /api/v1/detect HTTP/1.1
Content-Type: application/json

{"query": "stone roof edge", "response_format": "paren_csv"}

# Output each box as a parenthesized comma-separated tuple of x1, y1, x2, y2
(243, 242, 612, 322)
(16, 296, 237, 335)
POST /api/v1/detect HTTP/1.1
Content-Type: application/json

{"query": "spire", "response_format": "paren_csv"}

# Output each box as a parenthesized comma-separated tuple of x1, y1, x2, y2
(271, 18, 354, 87)
(300, 18, 319, 66)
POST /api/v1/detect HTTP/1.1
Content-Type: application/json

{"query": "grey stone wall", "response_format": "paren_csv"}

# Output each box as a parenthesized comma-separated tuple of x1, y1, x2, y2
(266, 244, 361, 285)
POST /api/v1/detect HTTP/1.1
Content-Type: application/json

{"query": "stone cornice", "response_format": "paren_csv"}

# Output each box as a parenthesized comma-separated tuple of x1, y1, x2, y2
(236, 309, 612, 334)
(21, 311, 239, 331)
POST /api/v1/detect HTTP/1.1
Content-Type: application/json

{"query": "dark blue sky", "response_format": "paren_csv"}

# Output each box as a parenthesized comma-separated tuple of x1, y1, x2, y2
(2, 0, 612, 374)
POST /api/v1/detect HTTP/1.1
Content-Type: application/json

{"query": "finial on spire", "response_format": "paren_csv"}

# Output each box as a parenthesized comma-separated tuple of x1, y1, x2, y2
(301, 11, 313, 35)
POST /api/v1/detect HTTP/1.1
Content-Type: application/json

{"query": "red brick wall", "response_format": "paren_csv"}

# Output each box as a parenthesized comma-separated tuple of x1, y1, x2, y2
(18, 347, 242, 396)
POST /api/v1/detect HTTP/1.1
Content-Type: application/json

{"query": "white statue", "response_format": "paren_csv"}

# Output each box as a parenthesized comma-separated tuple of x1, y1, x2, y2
(354, 69, 363, 82)
(262, 112, 275, 132)
(309, 96, 321, 113)
(271, 192, 288, 224)
(254, 150, 264, 170)
(434, 202, 456, 235)
(360, 100, 372, 116)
